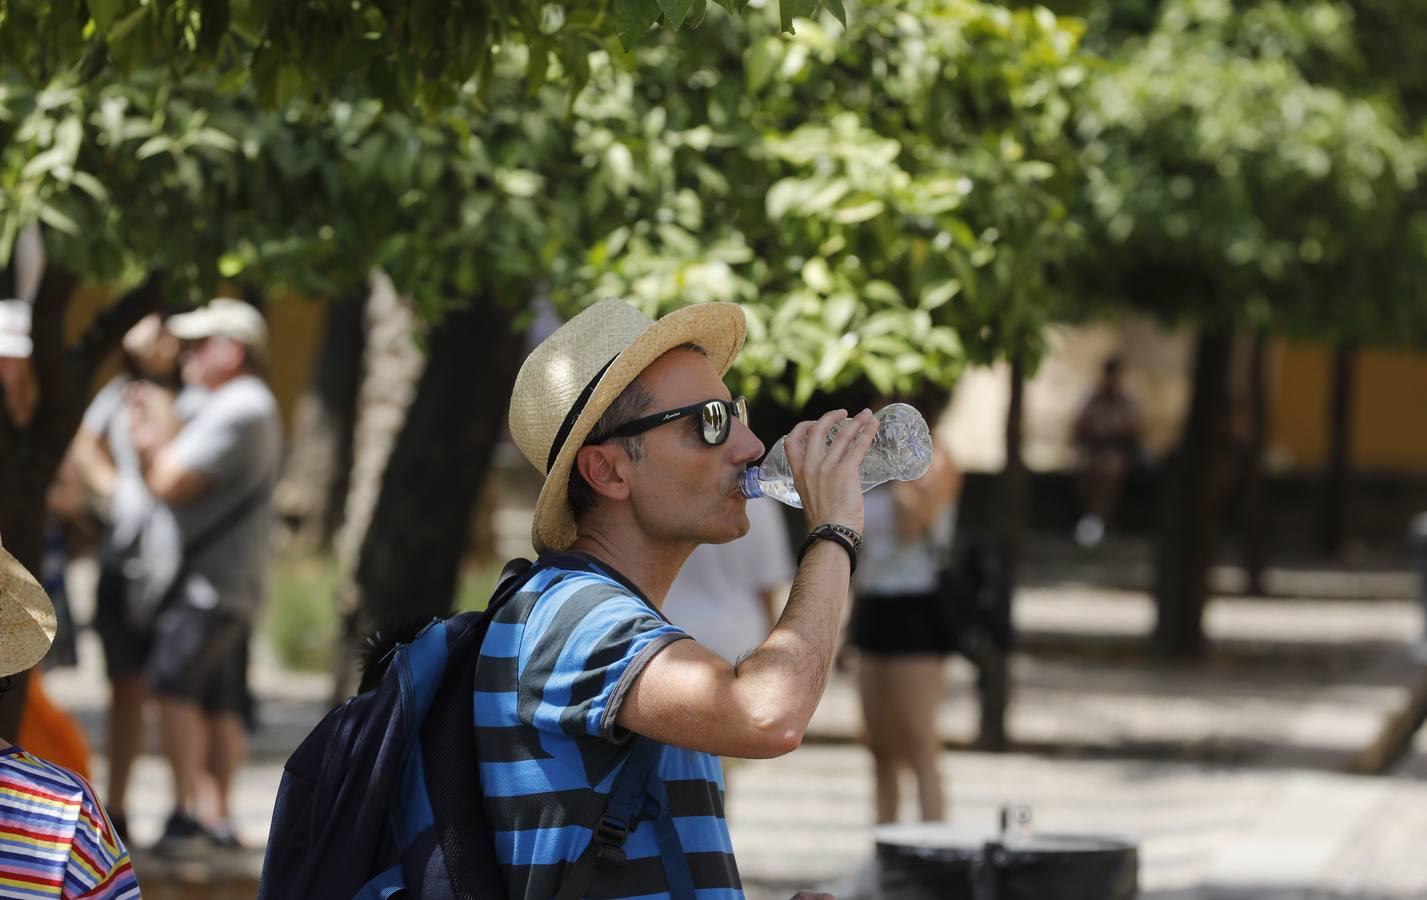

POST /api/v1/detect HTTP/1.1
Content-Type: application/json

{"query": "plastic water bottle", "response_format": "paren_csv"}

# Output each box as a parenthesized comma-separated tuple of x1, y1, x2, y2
(739, 403, 933, 508)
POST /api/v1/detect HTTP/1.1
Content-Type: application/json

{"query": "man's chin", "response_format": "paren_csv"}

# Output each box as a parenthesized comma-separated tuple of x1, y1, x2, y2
(703, 507, 751, 545)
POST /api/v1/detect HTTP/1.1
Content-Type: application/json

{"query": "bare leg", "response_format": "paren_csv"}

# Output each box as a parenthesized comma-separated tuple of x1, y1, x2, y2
(107, 676, 147, 816)
(858, 657, 902, 824)
(865, 655, 947, 822)
(158, 697, 207, 816)
(206, 712, 245, 823)
(1086, 453, 1127, 522)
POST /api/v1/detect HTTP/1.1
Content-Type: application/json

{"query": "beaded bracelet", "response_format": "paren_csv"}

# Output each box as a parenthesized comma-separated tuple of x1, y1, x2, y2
(797, 523, 863, 575)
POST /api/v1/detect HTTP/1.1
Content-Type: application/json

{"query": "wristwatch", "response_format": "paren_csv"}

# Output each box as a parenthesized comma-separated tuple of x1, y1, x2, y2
(798, 523, 863, 574)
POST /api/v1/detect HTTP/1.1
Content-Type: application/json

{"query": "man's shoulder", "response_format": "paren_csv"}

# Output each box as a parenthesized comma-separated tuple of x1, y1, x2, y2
(206, 375, 279, 422)
(513, 563, 647, 628)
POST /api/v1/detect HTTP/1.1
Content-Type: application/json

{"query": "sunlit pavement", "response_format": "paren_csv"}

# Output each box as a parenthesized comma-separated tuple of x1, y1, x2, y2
(43, 557, 1427, 898)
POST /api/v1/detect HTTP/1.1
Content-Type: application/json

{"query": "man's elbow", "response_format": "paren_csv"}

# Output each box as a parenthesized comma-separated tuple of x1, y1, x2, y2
(743, 708, 807, 758)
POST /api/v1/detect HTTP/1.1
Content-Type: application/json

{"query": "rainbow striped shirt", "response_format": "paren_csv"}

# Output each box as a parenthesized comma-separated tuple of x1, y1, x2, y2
(0, 746, 140, 899)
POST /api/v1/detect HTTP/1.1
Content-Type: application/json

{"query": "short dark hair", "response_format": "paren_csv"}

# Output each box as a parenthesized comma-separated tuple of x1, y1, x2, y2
(567, 378, 655, 521)
(566, 343, 708, 522)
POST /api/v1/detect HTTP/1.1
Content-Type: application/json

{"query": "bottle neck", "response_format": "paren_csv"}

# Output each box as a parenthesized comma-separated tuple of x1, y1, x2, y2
(738, 467, 765, 499)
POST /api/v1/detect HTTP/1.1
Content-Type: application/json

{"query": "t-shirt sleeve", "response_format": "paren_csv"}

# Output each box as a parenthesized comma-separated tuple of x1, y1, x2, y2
(79, 378, 125, 437)
(518, 578, 690, 743)
(64, 785, 140, 899)
(166, 387, 264, 481)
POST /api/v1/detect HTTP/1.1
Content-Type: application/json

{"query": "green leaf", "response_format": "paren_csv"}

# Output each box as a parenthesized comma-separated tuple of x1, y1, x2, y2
(920, 279, 962, 310)
(38, 203, 80, 235)
(613, 0, 661, 50)
(779, 0, 818, 33)
(69, 171, 109, 201)
(658, 0, 697, 30)
(822, 0, 847, 28)
(86, 0, 127, 32)
(134, 136, 172, 159)
(823, 292, 856, 330)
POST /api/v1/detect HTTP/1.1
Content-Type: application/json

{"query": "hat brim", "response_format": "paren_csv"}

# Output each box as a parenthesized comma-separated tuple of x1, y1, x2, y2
(0, 548, 56, 678)
(531, 303, 746, 553)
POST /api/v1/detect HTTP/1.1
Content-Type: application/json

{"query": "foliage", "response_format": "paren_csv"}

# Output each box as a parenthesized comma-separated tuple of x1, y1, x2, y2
(560, 0, 1090, 407)
(1071, 0, 1427, 344)
(0, 58, 586, 309)
(0, 0, 845, 110)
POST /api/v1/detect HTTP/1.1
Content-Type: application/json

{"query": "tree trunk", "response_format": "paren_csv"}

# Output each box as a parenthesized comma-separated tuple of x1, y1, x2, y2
(978, 352, 1028, 751)
(0, 256, 161, 737)
(329, 279, 527, 701)
(1242, 331, 1270, 596)
(354, 291, 525, 629)
(329, 273, 425, 700)
(1318, 342, 1357, 557)
(273, 291, 366, 553)
(1152, 330, 1233, 659)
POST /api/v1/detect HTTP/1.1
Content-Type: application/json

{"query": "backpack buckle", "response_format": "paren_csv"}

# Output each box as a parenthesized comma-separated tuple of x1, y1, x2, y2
(594, 814, 631, 866)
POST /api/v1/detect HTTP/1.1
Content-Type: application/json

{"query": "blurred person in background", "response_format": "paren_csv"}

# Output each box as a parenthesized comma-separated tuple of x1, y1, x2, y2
(1072, 356, 1142, 549)
(1, 253, 95, 783)
(661, 497, 795, 666)
(128, 299, 281, 855)
(68, 312, 184, 840)
(0, 532, 140, 898)
(849, 390, 960, 824)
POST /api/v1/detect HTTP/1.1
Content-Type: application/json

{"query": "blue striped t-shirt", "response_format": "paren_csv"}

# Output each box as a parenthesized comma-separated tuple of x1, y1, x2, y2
(474, 554, 743, 899)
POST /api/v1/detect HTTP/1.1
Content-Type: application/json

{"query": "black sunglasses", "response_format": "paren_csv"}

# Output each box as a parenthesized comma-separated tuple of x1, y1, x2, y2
(599, 396, 749, 447)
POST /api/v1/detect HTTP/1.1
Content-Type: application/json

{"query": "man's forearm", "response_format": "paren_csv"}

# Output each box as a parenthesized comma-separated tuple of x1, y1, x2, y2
(732, 541, 852, 736)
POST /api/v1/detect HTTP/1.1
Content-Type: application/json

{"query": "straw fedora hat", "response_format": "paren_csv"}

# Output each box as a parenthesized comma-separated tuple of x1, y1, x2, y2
(0, 534, 57, 678)
(509, 298, 746, 553)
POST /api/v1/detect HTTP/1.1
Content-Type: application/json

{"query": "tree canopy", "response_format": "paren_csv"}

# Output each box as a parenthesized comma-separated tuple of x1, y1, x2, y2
(1071, 0, 1427, 346)
(0, 0, 845, 109)
(558, 0, 1089, 407)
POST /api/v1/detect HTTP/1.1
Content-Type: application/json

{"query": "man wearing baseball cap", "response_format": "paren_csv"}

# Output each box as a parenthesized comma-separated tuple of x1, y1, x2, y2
(0, 534, 140, 897)
(484, 298, 875, 898)
(128, 297, 281, 855)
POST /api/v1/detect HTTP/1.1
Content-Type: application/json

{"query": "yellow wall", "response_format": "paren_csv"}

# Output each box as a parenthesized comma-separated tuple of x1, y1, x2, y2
(1272, 342, 1427, 472)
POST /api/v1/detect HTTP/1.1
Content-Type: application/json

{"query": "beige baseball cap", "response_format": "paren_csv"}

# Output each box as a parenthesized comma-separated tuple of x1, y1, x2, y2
(167, 298, 269, 361)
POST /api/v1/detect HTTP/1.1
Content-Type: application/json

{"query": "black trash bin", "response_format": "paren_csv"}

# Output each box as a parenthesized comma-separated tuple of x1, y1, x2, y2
(875, 822, 1139, 900)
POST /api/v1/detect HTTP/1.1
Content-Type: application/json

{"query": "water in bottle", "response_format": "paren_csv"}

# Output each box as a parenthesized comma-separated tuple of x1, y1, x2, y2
(739, 403, 933, 508)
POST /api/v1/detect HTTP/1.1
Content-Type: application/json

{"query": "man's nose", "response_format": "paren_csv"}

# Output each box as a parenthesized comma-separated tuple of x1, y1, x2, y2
(731, 419, 765, 465)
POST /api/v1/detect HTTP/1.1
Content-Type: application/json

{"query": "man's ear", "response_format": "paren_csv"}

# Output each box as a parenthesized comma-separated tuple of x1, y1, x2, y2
(574, 444, 632, 502)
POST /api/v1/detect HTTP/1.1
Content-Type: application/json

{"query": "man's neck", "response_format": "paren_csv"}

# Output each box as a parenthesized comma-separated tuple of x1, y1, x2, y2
(568, 519, 695, 610)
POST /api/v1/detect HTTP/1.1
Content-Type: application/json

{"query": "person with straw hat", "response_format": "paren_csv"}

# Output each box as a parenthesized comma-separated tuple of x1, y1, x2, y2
(480, 298, 875, 899)
(0, 535, 140, 898)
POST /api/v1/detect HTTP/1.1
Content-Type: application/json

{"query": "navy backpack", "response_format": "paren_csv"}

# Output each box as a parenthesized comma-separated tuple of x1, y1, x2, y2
(257, 555, 692, 899)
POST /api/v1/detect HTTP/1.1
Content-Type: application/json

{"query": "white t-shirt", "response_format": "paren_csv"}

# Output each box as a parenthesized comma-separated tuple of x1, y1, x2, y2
(662, 499, 795, 664)
(853, 485, 956, 596)
(166, 374, 282, 619)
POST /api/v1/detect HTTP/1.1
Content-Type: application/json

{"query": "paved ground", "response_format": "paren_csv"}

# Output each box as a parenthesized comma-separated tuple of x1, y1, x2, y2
(41, 556, 1427, 898)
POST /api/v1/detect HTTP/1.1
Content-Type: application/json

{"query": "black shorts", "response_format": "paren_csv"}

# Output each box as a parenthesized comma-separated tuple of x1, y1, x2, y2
(94, 568, 153, 680)
(849, 590, 955, 656)
(149, 603, 249, 714)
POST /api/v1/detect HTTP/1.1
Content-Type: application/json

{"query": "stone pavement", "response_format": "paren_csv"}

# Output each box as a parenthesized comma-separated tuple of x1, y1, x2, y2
(40, 563, 1427, 898)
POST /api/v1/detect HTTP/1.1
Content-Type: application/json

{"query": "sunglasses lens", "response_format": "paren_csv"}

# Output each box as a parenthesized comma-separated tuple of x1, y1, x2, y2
(701, 400, 729, 445)
(733, 396, 748, 426)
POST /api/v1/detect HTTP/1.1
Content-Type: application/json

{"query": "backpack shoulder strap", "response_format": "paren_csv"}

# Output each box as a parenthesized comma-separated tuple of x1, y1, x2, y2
(552, 737, 692, 900)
